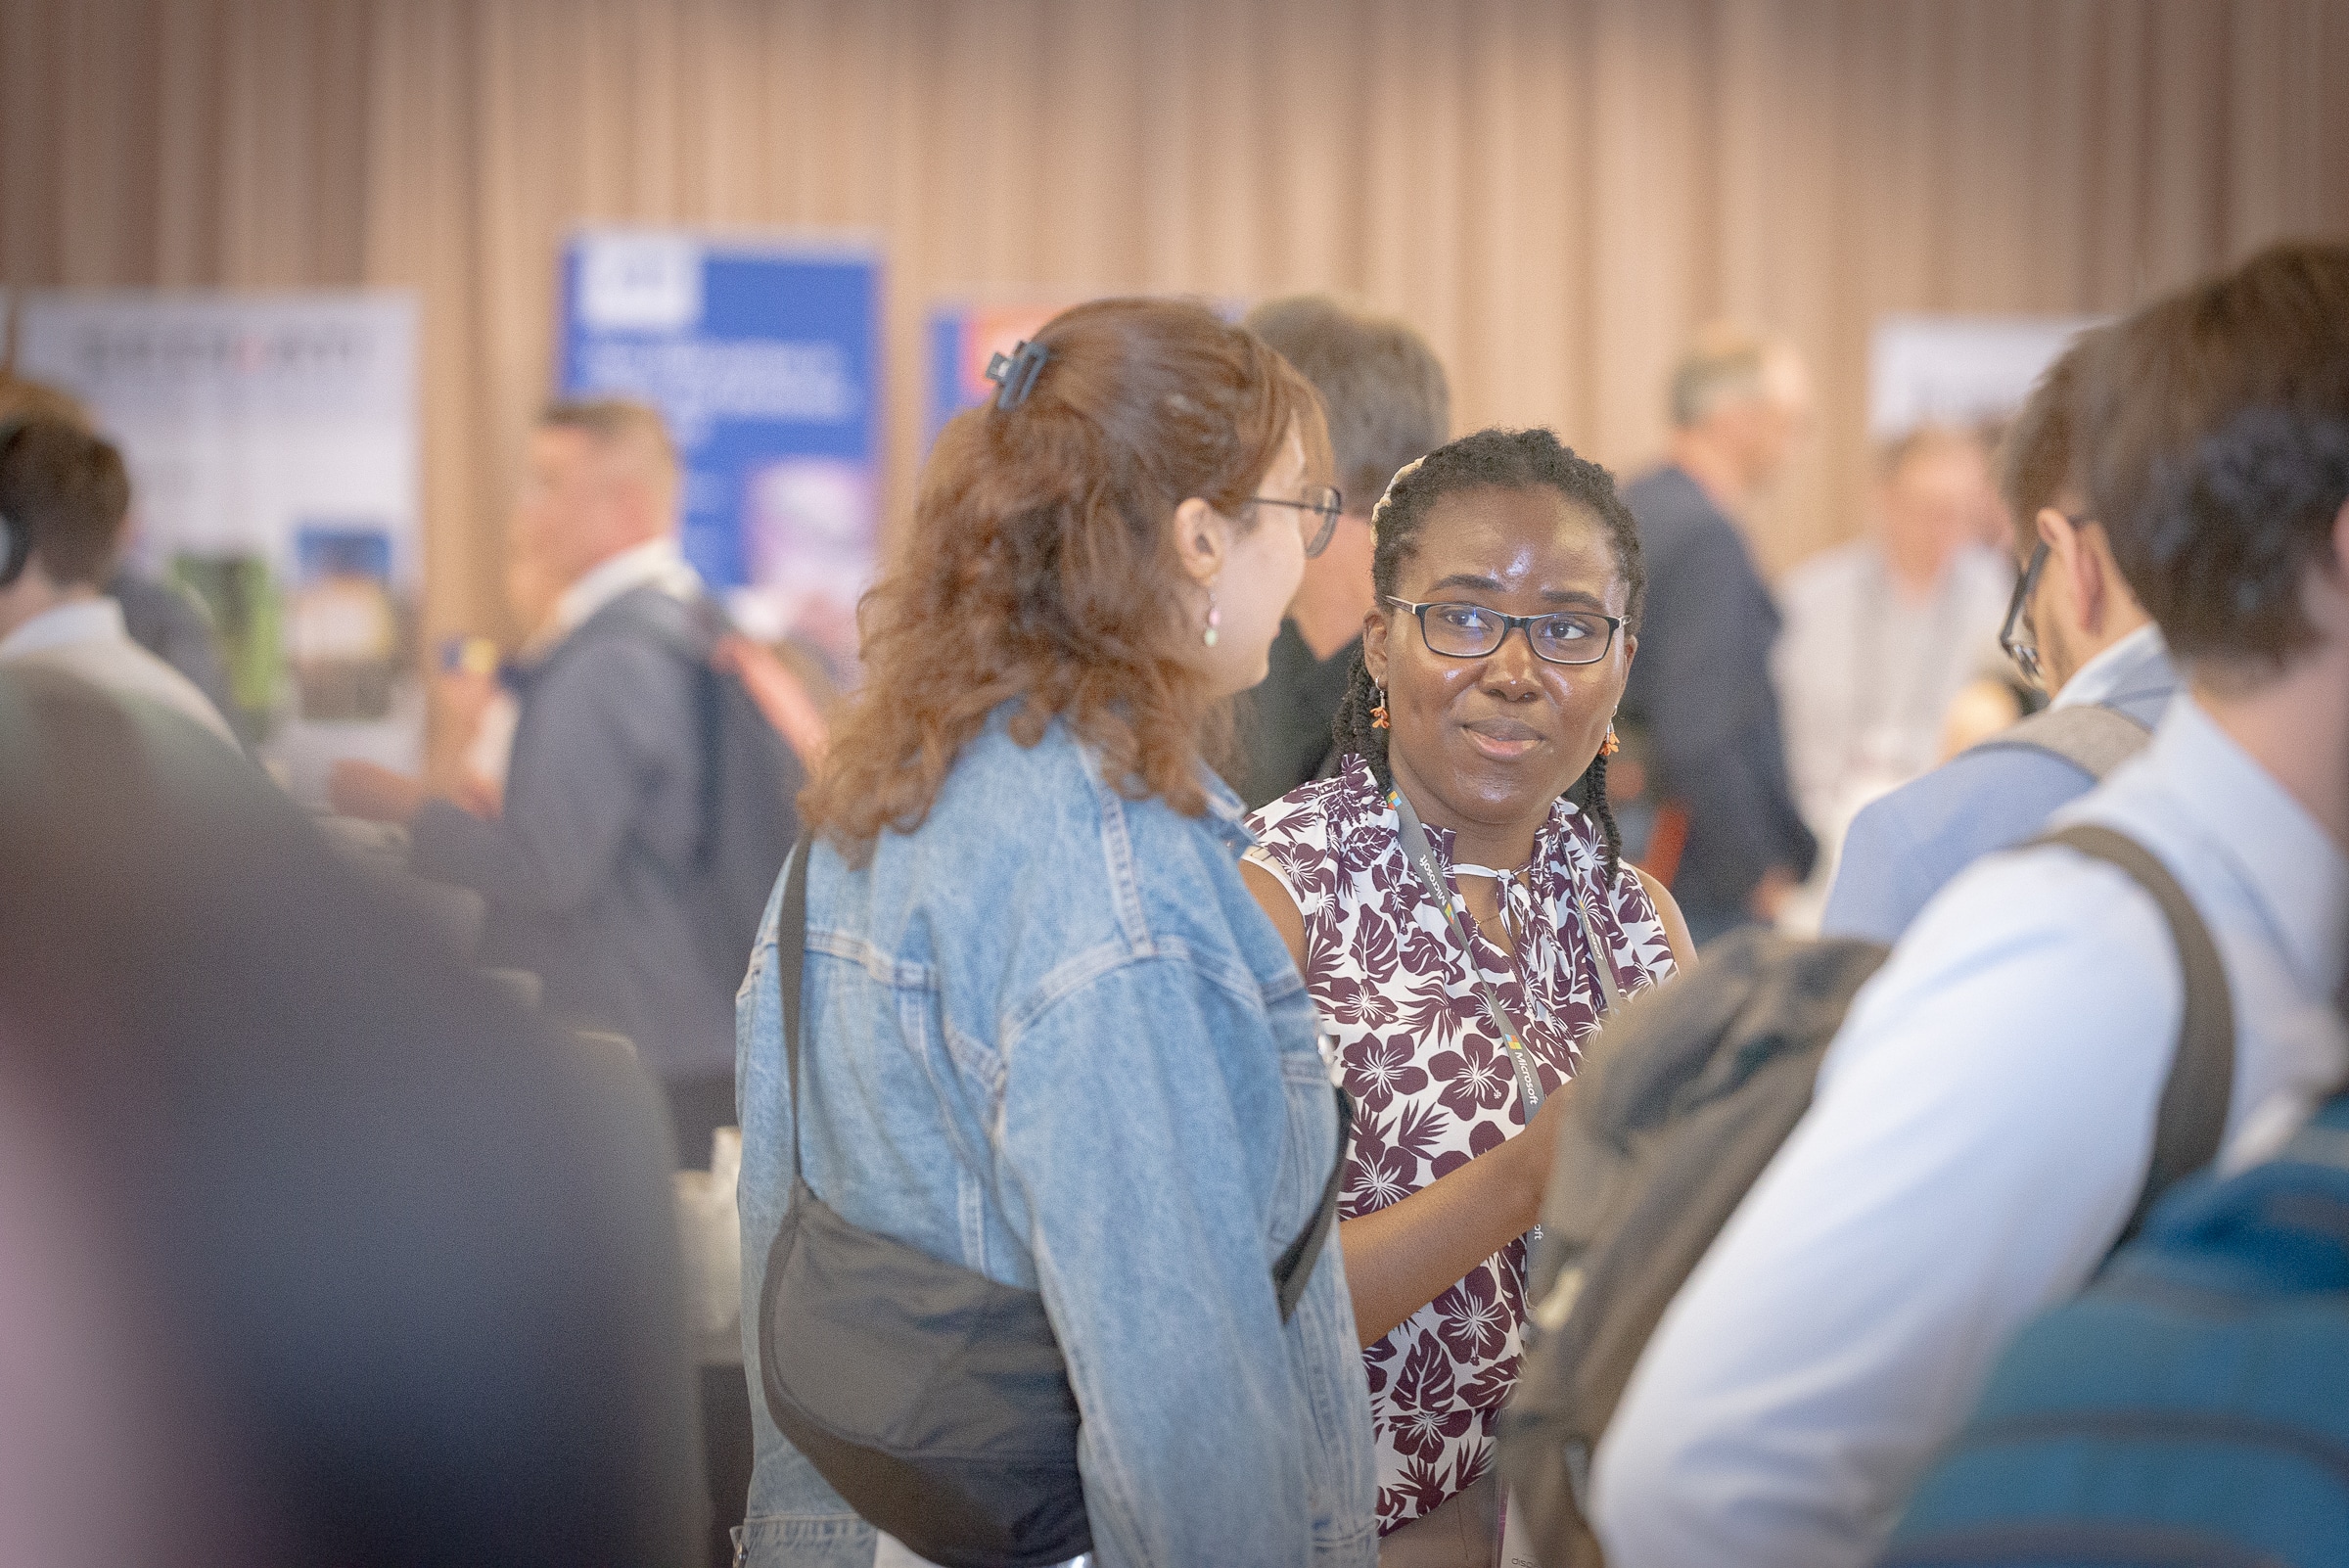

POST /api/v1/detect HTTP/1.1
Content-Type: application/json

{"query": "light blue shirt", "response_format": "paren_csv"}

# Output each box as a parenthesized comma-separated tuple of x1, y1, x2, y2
(1821, 625, 2180, 943)
(1593, 694, 2349, 1568)
(734, 712, 1377, 1568)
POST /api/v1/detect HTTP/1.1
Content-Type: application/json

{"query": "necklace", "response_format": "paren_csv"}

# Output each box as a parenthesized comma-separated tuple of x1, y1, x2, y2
(1457, 863, 1531, 947)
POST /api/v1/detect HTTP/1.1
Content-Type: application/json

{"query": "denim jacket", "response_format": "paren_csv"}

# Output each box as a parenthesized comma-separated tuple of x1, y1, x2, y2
(735, 713, 1378, 1567)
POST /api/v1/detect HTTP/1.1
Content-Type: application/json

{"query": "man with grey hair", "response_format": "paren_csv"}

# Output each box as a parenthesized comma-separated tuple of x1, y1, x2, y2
(1618, 325, 1819, 944)
(331, 399, 763, 1166)
(1232, 295, 1451, 808)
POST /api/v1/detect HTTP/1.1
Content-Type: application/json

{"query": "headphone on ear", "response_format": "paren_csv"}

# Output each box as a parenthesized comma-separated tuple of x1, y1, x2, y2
(0, 417, 31, 588)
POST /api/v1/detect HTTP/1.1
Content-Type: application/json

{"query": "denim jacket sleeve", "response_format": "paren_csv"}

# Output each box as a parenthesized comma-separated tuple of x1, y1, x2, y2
(999, 956, 1325, 1568)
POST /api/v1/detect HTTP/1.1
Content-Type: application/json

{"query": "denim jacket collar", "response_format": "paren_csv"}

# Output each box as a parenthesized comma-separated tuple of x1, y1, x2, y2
(1197, 763, 1257, 855)
(1047, 701, 1258, 856)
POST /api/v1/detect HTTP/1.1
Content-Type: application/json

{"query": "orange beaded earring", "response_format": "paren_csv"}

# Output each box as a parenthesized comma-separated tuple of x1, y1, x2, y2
(1370, 690, 1391, 730)
(1600, 722, 1620, 757)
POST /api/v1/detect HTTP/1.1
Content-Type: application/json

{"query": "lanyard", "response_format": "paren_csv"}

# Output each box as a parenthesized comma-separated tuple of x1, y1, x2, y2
(1389, 787, 1624, 1139)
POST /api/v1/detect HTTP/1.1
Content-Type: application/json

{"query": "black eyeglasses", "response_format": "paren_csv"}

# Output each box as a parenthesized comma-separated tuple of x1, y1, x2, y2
(2000, 540, 2051, 686)
(1248, 485, 1345, 558)
(1385, 597, 1624, 667)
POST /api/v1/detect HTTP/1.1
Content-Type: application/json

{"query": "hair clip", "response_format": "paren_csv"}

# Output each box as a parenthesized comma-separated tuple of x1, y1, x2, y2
(1369, 454, 1427, 528)
(984, 339, 1051, 410)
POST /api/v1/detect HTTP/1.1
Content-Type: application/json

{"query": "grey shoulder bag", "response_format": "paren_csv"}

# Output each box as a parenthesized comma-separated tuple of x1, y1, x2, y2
(756, 835, 1351, 1567)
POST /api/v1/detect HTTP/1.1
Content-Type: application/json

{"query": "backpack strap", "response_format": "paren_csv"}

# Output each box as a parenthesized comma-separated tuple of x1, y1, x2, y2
(1971, 705, 2151, 782)
(2033, 824, 2234, 1241)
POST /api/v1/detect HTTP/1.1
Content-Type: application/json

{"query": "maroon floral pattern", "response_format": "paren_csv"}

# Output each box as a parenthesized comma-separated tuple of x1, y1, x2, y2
(1247, 758, 1677, 1532)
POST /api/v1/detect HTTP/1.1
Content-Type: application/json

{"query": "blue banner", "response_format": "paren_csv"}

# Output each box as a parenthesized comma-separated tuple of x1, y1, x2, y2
(561, 230, 880, 670)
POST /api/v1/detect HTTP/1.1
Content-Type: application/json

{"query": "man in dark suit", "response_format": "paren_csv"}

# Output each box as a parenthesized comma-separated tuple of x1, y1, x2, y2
(1619, 327, 1819, 945)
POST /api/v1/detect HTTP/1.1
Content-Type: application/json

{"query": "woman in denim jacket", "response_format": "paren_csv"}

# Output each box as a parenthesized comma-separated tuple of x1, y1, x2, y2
(736, 299, 1379, 1567)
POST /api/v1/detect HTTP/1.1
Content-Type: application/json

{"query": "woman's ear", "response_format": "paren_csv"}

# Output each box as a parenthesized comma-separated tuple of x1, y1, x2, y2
(1362, 603, 1392, 686)
(1170, 497, 1229, 587)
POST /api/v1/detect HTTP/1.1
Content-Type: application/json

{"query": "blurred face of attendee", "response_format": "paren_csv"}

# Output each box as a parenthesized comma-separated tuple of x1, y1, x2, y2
(510, 427, 669, 594)
(1288, 506, 1378, 658)
(1364, 484, 1635, 860)
(1880, 436, 1991, 592)
(1718, 347, 1813, 496)
(1176, 427, 1312, 698)
(504, 531, 561, 634)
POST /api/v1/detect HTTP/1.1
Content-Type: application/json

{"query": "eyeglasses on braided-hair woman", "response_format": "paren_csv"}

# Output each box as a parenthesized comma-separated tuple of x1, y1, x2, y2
(1241, 428, 1695, 1562)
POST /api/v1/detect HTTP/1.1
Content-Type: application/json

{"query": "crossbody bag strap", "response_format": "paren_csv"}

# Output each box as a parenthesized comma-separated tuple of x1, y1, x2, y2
(777, 831, 813, 1183)
(1272, 1088, 1353, 1322)
(2033, 823, 2235, 1241)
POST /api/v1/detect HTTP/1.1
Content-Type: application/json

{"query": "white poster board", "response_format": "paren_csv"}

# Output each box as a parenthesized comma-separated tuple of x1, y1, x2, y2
(1868, 313, 2102, 438)
(16, 291, 421, 800)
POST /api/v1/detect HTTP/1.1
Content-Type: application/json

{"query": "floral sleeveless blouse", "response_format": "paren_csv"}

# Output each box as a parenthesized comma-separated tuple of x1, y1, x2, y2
(1246, 758, 1678, 1532)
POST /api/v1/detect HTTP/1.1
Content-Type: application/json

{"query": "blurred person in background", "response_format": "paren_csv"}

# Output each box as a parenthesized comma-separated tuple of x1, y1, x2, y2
(1773, 425, 2013, 844)
(1616, 325, 1819, 945)
(0, 664, 703, 1568)
(1244, 428, 1691, 1556)
(737, 300, 1375, 1565)
(1593, 238, 2349, 1568)
(1822, 339, 2178, 943)
(0, 415, 240, 748)
(437, 536, 831, 824)
(331, 398, 767, 1167)
(1232, 295, 1451, 809)
(0, 373, 240, 731)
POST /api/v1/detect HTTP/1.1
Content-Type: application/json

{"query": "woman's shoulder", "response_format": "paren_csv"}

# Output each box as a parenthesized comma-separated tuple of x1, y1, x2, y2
(1535, 797, 1680, 975)
(922, 714, 1249, 910)
(1246, 755, 1390, 873)
(1536, 793, 1608, 875)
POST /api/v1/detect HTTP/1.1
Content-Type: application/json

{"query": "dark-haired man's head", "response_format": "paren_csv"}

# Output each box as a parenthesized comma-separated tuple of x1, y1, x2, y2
(1995, 333, 2152, 693)
(1244, 296, 1451, 657)
(0, 418, 134, 639)
(2082, 241, 2349, 692)
(2081, 240, 2349, 845)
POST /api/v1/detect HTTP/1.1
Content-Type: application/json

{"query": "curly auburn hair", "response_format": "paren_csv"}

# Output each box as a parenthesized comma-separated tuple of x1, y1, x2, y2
(802, 298, 1331, 855)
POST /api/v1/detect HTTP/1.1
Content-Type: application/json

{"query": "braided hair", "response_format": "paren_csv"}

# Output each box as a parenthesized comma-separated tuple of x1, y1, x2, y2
(1332, 427, 1646, 878)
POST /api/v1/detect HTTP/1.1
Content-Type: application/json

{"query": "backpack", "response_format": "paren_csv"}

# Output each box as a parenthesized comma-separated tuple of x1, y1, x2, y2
(576, 591, 802, 992)
(1881, 1089, 2349, 1567)
(681, 604, 805, 989)
(1495, 823, 2234, 1567)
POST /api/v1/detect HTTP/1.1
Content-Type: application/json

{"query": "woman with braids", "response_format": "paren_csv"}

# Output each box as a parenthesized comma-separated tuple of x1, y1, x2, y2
(1243, 428, 1694, 1560)
(735, 299, 1378, 1566)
